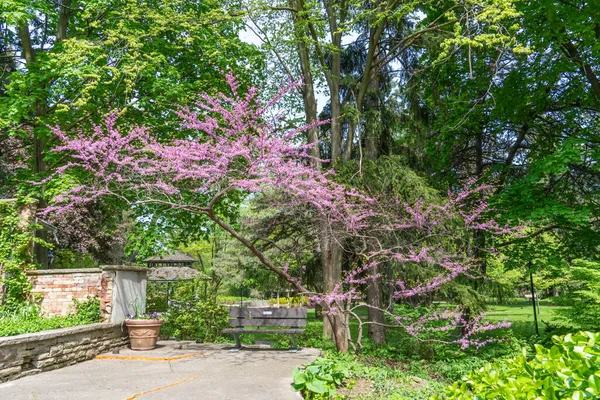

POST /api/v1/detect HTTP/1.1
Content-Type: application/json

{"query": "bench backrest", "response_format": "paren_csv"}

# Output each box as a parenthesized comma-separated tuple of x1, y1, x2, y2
(229, 307, 307, 328)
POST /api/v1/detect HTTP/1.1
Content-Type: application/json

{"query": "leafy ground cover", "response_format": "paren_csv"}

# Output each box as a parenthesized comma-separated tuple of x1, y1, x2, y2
(216, 307, 530, 398)
(0, 314, 98, 337)
(0, 296, 102, 337)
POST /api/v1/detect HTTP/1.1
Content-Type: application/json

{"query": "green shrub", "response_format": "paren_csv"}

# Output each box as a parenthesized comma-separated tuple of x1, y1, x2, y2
(0, 314, 92, 337)
(146, 281, 169, 312)
(73, 295, 102, 323)
(0, 296, 101, 337)
(0, 300, 100, 337)
(161, 297, 228, 342)
(217, 295, 259, 304)
(436, 331, 600, 399)
(267, 296, 308, 307)
(148, 279, 229, 342)
(52, 249, 98, 269)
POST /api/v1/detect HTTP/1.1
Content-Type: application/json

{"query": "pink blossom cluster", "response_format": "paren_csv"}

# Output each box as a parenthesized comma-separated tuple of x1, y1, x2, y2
(44, 73, 372, 235)
(403, 307, 511, 349)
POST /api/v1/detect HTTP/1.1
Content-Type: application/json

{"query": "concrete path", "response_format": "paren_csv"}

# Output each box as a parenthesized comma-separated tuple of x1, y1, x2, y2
(0, 342, 320, 400)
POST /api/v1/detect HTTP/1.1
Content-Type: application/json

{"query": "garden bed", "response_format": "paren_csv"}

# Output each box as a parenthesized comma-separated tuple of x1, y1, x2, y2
(0, 315, 100, 337)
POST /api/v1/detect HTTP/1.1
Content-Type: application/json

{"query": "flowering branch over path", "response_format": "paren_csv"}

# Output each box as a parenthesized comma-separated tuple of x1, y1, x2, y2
(45, 73, 519, 350)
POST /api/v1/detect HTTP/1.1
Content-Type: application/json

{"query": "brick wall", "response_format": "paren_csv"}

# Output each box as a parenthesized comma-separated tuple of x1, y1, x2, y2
(27, 269, 103, 317)
(0, 323, 129, 382)
(26, 266, 147, 322)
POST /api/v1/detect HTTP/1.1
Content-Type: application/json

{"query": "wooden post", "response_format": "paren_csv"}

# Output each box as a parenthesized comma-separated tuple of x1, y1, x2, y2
(527, 262, 539, 335)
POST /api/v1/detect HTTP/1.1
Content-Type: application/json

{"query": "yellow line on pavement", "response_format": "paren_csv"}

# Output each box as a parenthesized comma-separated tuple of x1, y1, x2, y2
(125, 376, 201, 399)
(96, 351, 206, 362)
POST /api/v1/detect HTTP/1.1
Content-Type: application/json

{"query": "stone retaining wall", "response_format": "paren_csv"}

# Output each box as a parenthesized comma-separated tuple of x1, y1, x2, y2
(0, 323, 128, 382)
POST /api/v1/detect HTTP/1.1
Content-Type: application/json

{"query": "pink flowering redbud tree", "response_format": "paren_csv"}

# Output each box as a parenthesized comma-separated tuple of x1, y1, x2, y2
(314, 184, 518, 352)
(45, 73, 516, 352)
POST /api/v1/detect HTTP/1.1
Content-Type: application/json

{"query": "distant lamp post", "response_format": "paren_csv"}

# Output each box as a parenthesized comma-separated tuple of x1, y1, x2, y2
(47, 250, 55, 267)
(527, 261, 539, 335)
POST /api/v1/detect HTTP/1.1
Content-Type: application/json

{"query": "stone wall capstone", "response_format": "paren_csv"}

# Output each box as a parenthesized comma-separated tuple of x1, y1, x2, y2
(0, 323, 129, 382)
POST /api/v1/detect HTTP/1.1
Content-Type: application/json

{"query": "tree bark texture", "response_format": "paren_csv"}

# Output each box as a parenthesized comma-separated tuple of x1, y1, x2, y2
(290, 0, 321, 167)
(366, 263, 386, 344)
(320, 224, 348, 352)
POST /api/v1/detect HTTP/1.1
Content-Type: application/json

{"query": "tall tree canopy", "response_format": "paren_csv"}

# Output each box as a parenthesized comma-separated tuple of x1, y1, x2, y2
(0, 0, 262, 264)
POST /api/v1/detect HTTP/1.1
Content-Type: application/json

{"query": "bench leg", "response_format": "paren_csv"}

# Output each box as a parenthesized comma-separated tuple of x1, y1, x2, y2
(290, 335, 298, 353)
(231, 334, 242, 351)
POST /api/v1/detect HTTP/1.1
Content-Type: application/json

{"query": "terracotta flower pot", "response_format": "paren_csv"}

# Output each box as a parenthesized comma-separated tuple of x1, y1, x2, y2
(125, 319, 164, 350)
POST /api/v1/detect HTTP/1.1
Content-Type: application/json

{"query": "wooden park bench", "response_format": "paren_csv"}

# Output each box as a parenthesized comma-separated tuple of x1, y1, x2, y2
(222, 307, 307, 351)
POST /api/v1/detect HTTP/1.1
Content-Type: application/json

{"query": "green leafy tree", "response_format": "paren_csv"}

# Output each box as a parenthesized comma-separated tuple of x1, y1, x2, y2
(553, 260, 600, 332)
(398, 0, 600, 293)
(0, 198, 45, 310)
(1, 0, 263, 265)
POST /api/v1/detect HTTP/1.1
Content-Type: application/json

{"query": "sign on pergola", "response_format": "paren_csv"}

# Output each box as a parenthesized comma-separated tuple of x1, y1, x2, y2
(147, 265, 209, 282)
(145, 250, 209, 282)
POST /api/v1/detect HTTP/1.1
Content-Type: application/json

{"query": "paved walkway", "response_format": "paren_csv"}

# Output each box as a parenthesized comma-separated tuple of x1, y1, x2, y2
(0, 342, 320, 400)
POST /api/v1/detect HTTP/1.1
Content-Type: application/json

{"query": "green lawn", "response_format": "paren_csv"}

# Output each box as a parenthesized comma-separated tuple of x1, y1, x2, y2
(230, 301, 567, 345)
(484, 300, 566, 337)
(486, 302, 559, 322)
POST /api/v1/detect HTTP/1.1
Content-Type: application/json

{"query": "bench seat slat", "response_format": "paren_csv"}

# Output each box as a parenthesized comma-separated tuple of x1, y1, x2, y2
(229, 307, 307, 319)
(228, 318, 307, 327)
(222, 328, 305, 335)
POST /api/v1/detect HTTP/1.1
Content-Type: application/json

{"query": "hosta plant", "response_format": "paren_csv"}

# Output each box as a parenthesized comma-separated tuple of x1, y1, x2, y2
(436, 331, 600, 399)
(292, 357, 349, 398)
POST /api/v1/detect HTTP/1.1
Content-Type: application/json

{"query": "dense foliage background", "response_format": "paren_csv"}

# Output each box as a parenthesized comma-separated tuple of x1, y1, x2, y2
(1, 0, 599, 397)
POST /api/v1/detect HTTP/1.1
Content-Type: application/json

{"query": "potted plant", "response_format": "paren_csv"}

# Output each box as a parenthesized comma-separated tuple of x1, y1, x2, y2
(125, 306, 164, 351)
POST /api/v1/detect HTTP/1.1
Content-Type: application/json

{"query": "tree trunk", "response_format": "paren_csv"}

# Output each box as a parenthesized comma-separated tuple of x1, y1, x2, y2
(324, 308, 348, 352)
(323, 0, 343, 163)
(290, 0, 351, 351)
(363, 56, 385, 343)
(343, 23, 385, 161)
(57, 0, 72, 42)
(364, 57, 380, 161)
(330, 83, 343, 161)
(290, 0, 321, 167)
(320, 226, 348, 352)
(366, 263, 385, 344)
(17, 24, 35, 64)
(18, 22, 51, 268)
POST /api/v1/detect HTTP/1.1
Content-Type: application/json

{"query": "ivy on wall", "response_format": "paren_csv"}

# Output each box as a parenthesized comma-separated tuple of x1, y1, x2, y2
(0, 198, 48, 311)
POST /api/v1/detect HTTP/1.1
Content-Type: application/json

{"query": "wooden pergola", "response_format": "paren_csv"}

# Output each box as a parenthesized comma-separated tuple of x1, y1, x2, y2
(144, 250, 197, 268)
(144, 251, 208, 311)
